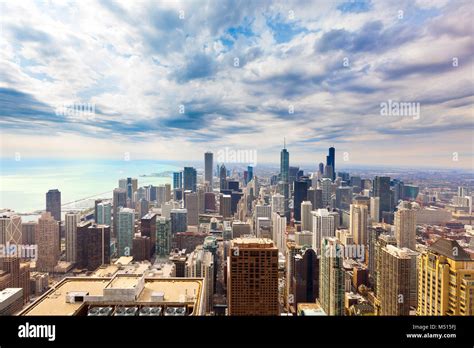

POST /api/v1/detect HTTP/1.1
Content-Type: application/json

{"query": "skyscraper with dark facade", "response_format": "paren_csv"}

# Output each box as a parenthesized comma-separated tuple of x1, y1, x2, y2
(247, 165, 253, 184)
(204, 152, 213, 187)
(326, 147, 335, 181)
(293, 248, 319, 308)
(173, 171, 183, 189)
(76, 222, 110, 271)
(373, 176, 391, 220)
(183, 167, 197, 192)
(293, 180, 308, 221)
(46, 189, 61, 222)
(280, 143, 290, 219)
(219, 164, 227, 190)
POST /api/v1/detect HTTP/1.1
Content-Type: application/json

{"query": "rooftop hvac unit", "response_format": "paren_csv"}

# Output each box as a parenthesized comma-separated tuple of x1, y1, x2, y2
(165, 306, 187, 316)
(87, 307, 113, 316)
(139, 306, 163, 316)
(114, 306, 138, 316)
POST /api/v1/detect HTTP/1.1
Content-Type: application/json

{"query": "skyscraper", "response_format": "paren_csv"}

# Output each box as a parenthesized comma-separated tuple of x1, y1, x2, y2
(247, 165, 253, 184)
(170, 209, 187, 235)
(219, 164, 227, 190)
(300, 201, 313, 232)
(417, 239, 474, 316)
(156, 217, 171, 257)
(373, 176, 391, 219)
(117, 208, 135, 257)
(0, 212, 22, 245)
(272, 212, 287, 252)
(96, 202, 112, 226)
(312, 209, 335, 252)
(227, 238, 279, 315)
(183, 167, 197, 192)
(293, 248, 319, 308)
(76, 222, 110, 270)
(113, 188, 127, 237)
(395, 202, 417, 250)
(326, 147, 335, 181)
(185, 192, 199, 226)
(370, 196, 380, 222)
(293, 180, 308, 221)
(35, 212, 59, 272)
(204, 152, 213, 187)
(173, 171, 183, 189)
(349, 204, 369, 246)
(280, 142, 290, 219)
(65, 212, 80, 263)
(319, 237, 344, 315)
(46, 189, 61, 222)
(320, 178, 332, 208)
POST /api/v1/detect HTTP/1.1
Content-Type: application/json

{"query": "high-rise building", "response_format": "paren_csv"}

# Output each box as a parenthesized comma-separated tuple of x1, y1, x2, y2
(312, 209, 335, 252)
(183, 167, 197, 192)
(0, 257, 30, 304)
(301, 201, 313, 232)
(204, 152, 213, 187)
(320, 178, 332, 208)
(185, 192, 199, 226)
(219, 164, 227, 190)
(280, 142, 290, 219)
(112, 188, 127, 236)
(319, 237, 344, 315)
(137, 198, 149, 219)
(318, 162, 324, 175)
(335, 186, 352, 210)
(293, 248, 319, 308)
(96, 202, 111, 226)
(271, 193, 285, 215)
(65, 212, 80, 263)
(272, 212, 287, 252)
(417, 239, 474, 316)
(349, 204, 368, 246)
(35, 212, 59, 272)
(46, 189, 61, 222)
(370, 197, 380, 223)
(170, 209, 187, 235)
(395, 202, 417, 250)
(378, 245, 416, 315)
(76, 223, 110, 271)
(293, 180, 308, 221)
(21, 222, 36, 245)
(373, 176, 391, 219)
(185, 245, 214, 313)
(219, 194, 232, 218)
(141, 213, 156, 254)
(116, 208, 134, 257)
(173, 171, 183, 189)
(156, 217, 171, 257)
(0, 212, 22, 245)
(307, 187, 323, 210)
(326, 147, 335, 181)
(294, 231, 313, 247)
(227, 238, 279, 315)
(247, 165, 253, 184)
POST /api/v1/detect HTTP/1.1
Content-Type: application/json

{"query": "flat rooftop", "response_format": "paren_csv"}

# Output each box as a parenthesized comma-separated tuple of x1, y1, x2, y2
(20, 277, 203, 316)
(0, 288, 22, 302)
(232, 237, 275, 249)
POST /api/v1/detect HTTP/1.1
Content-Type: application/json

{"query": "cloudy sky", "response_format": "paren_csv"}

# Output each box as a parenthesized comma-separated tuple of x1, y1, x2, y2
(0, 0, 473, 169)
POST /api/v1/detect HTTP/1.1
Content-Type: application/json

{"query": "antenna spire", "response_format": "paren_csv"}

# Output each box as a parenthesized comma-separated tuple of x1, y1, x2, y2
(284, 137, 286, 149)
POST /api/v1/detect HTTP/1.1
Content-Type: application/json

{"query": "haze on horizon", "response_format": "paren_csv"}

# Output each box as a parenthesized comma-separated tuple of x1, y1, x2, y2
(0, 0, 473, 170)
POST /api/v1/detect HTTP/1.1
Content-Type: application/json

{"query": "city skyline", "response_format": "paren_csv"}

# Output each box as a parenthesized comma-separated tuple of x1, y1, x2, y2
(1, 0, 473, 169)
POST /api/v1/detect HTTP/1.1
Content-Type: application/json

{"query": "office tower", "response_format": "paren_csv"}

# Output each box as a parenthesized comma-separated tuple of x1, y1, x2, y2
(247, 165, 254, 184)
(227, 180, 239, 191)
(395, 202, 416, 250)
(293, 180, 308, 221)
(367, 226, 387, 285)
(96, 202, 112, 226)
(94, 199, 103, 221)
(170, 209, 187, 234)
(156, 217, 171, 257)
(403, 184, 419, 200)
(232, 221, 251, 238)
(219, 194, 231, 218)
(319, 162, 324, 174)
(0, 212, 22, 245)
(164, 183, 171, 202)
(373, 176, 391, 219)
(349, 204, 368, 246)
(46, 189, 61, 222)
(185, 192, 199, 226)
(219, 164, 227, 190)
(285, 241, 302, 311)
(417, 239, 474, 316)
(183, 167, 197, 192)
(132, 235, 151, 261)
(256, 217, 271, 238)
(197, 186, 205, 214)
(293, 248, 319, 307)
(350, 176, 362, 190)
(370, 197, 380, 222)
(326, 147, 335, 181)
(378, 245, 415, 315)
(227, 238, 279, 315)
(185, 245, 214, 313)
(280, 142, 290, 219)
(392, 179, 404, 207)
(204, 152, 213, 187)
(320, 178, 332, 207)
(308, 187, 323, 210)
(118, 178, 127, 190)
(301, 201, 313, 232)
(336, 186, 352, 210)
(141, 213, 156, 254)
(173, 171, 183, 189)
(35, 212, 59, 272)
(137, 198, 149, 219)
(204, 192, 216, 212)
(271, 193, 285, 215)
(272, 212, 287, 252)
(312, 209, 335, 252)
(374, 234, 397, 298)
(21, 222, 36, 245)
(319, 237, 344, 315)
(117, 208, 134, 257)
(169, 249, 187, 277)
(77, 223, 110, 270)
(113, 188, 127, 236)
(65, 212, 80, 263)
(0, 256, 30, 304)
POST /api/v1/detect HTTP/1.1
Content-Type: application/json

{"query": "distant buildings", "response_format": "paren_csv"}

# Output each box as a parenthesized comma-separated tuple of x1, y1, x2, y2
(46, 189, 61, 222)
(204, 152, 213, 187)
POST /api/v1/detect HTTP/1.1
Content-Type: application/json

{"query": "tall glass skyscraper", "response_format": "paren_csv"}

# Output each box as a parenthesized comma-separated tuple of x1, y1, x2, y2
(326, 147, 335, 181)
(173, 171, 183, 189)
(183, 167, 197, 192)
(46, 189, 61, 222)
(204, 152, 213, 187)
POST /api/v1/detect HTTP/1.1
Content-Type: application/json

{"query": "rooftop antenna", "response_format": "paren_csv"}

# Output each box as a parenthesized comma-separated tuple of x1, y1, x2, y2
(284, 137, 286, 149)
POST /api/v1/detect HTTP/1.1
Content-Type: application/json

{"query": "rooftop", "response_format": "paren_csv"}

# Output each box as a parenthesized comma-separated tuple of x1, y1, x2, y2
(0, 288, 22, 302)
(429, 238, 472, 261)
(232, 237, 276, 249)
